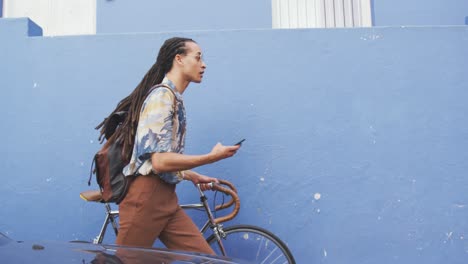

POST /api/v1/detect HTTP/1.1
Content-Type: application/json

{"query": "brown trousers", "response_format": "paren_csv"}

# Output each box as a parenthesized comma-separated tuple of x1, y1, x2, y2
(115, 175, 214, 255)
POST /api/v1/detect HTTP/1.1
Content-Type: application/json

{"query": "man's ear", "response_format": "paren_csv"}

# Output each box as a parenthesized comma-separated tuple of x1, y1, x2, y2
(174, 54, 184, 65)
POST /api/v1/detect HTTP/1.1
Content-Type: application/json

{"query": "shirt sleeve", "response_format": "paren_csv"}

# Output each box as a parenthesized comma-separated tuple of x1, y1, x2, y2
(135, 87, 175, 161)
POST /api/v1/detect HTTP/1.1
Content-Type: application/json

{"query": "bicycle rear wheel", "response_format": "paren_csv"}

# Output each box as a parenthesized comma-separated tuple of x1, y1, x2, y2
(206, 224, 295, 264)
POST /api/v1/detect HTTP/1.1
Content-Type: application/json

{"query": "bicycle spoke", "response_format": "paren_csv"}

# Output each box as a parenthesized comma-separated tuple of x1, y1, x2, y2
(255, 235, 263, 260)
(260, 247, 277, 264)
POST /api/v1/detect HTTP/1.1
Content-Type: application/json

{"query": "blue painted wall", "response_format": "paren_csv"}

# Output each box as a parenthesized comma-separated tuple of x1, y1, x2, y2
(96, 0, 271, 33)
(0, 18, 42, 37)
(374, 0, 468, 26)
(1, 18, 468, 263)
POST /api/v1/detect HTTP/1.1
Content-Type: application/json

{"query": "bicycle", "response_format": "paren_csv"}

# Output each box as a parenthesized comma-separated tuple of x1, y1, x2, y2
(80, 179, 296, 264)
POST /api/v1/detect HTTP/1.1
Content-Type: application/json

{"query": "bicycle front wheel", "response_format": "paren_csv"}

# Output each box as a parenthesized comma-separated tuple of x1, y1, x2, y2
(206, 224, 295, 264)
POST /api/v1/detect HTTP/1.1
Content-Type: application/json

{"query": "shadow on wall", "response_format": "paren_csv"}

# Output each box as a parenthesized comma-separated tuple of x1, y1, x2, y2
(465, 16, 468, 25)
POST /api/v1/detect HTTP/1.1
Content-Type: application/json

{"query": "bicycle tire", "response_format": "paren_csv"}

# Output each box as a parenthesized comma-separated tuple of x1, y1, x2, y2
(206, 224, 295, 264)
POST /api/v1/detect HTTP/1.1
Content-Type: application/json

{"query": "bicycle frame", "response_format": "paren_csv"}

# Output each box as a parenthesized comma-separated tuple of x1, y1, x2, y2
(195, 184, 227, 256)
(94, 203, 119, 244)
(85, 180, 240, 257)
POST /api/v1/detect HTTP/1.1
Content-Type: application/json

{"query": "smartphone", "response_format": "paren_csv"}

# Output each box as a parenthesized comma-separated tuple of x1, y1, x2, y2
(234, 139, 246, 146)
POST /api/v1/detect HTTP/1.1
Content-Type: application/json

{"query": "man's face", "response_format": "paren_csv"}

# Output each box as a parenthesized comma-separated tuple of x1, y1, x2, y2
(181, 42, 207, 83)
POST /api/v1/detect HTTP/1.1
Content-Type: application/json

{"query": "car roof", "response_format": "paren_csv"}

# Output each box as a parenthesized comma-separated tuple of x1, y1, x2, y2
(0, 232, 248, 264)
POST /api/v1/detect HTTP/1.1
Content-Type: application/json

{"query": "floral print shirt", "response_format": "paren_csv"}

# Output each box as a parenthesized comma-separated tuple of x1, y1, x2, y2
(123, 77, 186, 184)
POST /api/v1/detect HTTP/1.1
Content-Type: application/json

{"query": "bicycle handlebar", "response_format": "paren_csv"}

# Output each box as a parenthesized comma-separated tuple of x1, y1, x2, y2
(214, 179, 238, 211)
(198, 179, 240, 224)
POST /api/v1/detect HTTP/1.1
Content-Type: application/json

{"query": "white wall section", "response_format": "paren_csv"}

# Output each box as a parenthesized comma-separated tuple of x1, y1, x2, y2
(3, 0, 96, 36)
(272, 0, 373, 28)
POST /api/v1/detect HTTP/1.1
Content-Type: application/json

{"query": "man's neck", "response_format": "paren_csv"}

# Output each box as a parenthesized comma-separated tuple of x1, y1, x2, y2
(165, 72, 189, 94)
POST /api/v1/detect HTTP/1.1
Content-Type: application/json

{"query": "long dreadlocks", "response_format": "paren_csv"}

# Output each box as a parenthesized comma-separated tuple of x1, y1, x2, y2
(95, 37, 195, 162)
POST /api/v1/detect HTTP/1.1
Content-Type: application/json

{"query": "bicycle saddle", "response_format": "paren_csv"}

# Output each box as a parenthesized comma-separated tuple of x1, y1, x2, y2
(80, 190, 103, 202)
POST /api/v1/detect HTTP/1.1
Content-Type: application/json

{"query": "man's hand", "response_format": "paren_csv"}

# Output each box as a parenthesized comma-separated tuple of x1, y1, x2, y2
(184, 170, 219, 191)
(209, 143, 240, 162)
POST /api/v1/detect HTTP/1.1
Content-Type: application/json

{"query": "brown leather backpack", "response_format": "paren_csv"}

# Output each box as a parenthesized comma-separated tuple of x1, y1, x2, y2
(88, 84, 175, 204)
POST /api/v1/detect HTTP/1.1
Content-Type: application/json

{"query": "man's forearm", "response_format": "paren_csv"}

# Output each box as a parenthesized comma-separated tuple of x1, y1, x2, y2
(151, 152, 217, 173)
